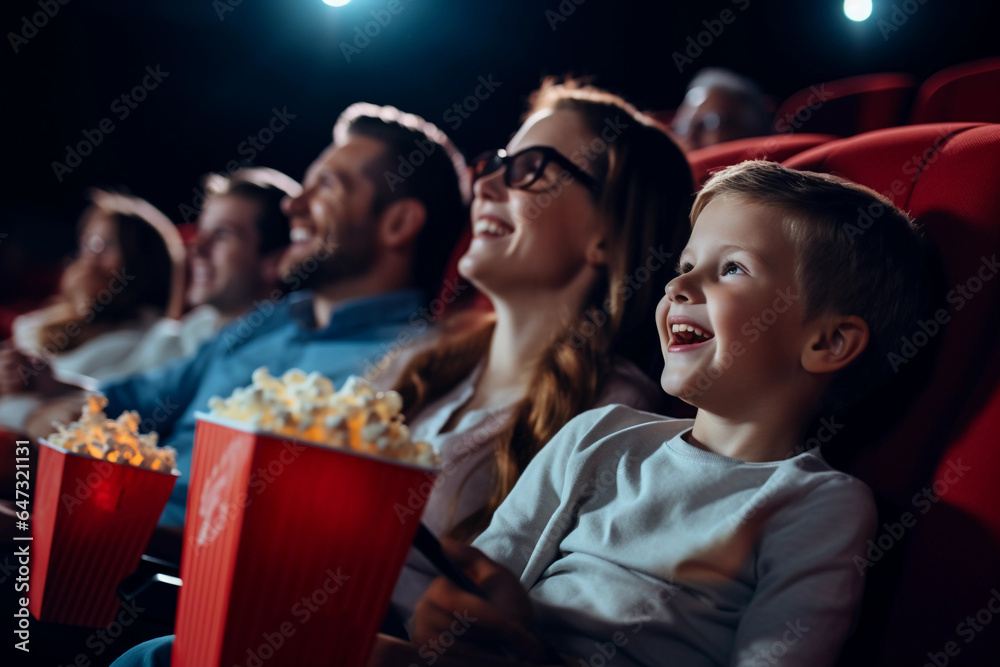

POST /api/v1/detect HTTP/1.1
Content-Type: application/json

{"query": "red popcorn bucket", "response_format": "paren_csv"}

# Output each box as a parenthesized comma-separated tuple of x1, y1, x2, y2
(29, 439, 180, 626)
(173, 414, 437, 667)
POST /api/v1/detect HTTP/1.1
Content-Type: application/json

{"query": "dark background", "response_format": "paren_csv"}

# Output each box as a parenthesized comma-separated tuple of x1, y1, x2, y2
(1, 0, 997, 264)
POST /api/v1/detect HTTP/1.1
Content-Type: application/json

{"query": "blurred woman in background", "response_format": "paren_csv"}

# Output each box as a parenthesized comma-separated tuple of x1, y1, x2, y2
(0, 190, 185, 430)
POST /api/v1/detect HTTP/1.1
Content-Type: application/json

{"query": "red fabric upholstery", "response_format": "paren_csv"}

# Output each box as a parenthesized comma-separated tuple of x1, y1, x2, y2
(687, 133, 837, 188)
(877, 370, 1000, 666)
(0, 266, 63, 340)
(911, 57, 1000, 125)
(645, 109, 675, 128)
(176, 222, 198, 245)
(786, 123, 1000, 504)
(774, 73, 917, 137)
(786, 123, 1000, 665)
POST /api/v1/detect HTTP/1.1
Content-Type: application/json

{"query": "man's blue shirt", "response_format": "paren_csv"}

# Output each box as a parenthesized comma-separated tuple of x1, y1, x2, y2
(100, 289, 426, 525)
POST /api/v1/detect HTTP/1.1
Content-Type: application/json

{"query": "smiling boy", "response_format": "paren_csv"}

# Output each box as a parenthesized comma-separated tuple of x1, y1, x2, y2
(389, 160, 934, 667)
(657, 180, 872, 462)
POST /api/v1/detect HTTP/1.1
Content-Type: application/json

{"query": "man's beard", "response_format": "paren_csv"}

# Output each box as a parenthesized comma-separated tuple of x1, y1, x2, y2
(281, 222, 377, 292)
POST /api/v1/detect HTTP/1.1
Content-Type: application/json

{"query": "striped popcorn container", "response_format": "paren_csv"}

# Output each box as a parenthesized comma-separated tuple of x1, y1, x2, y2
(30, 438, 179, 626)
(172, 414, 437, 667)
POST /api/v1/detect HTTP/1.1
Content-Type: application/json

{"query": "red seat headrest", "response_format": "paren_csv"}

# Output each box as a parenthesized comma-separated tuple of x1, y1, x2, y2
(911, 57, 1000, 125)
(785, 122, 1000, 506)
(774, 73, 917, 137)
(688, 133, 838, 189)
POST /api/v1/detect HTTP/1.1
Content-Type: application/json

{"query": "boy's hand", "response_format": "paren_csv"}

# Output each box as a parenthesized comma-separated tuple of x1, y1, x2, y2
(411, 540, 553, 665)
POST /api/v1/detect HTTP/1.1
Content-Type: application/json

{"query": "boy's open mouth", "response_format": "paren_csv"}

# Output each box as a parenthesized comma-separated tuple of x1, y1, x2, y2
(670, 323, 714, 346)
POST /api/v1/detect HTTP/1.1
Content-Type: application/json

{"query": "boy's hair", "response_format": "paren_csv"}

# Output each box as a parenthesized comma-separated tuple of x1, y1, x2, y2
(202, 167, 300, 257)
(332, 103, 469, 299)
(693, 160, 933, 414)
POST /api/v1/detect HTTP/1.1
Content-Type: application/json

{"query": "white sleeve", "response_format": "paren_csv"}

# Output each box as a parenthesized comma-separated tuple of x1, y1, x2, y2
(470, 416, 581, 580)
(730, 475, 877, 667)
(471, 406, 627, 580)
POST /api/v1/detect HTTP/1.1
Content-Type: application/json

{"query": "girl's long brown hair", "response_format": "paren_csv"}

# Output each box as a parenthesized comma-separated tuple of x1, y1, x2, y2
(393, 79, 694, 539)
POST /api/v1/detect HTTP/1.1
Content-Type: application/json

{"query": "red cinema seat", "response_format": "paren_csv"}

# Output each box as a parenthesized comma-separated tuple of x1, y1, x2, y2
(911, 57, 1000, 125)
(877, 369, 1000, 666)
(774, 73, 917, 137)
(687, 133, 837, 189)
(784, 123, 1000, 665)
(785, 122, 1000, 506)
(0, 266, 63, 340)
(176, 222, 198, 246)
(645, 109, 675, 128)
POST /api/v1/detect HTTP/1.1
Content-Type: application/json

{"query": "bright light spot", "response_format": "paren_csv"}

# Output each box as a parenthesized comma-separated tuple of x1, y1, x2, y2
(844, 0, 873, 21)
(323, 0, 351, 6)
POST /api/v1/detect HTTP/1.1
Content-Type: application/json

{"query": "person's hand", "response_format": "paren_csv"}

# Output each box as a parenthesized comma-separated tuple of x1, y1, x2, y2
(411, 540, 554, 665)
(25, 396, 85, 441)
(1, 342, 82, 399)
(0, 343, 45, 395)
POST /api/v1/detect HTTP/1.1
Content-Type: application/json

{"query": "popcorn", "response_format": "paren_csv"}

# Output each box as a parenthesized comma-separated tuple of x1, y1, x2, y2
(207, 367, 437, 467)
(47, 394, 178, 473)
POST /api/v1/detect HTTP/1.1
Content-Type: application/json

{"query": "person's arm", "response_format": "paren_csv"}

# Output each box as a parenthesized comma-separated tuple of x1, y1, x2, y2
(407, 407, 633, 665)
(471, 407, 605, 579)
(24, 395, 88, 441)
(0, 343, 81, 397)
(25, 334, 220, 443)
(97, 339, 216, 433)
(407, 541, 559, 665)
(729, 475, 878, 667)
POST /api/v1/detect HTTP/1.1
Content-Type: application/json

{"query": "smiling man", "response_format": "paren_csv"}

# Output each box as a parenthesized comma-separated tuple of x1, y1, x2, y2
(28, 104, 469, 531)
(185, 167, 297, 324)
(0, 170, 294, 439)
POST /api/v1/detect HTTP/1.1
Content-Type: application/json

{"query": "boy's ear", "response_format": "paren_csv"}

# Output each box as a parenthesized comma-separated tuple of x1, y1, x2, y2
(377, 198, 427, 250)
(801, 315, 870, 374)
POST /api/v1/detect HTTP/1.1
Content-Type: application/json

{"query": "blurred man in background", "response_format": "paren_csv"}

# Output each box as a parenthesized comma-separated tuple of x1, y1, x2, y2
(19, 104, 468, 540)
(0, 169, 296, 430)
(183, 167, 298, 328)
(670, 68, 774, 151)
